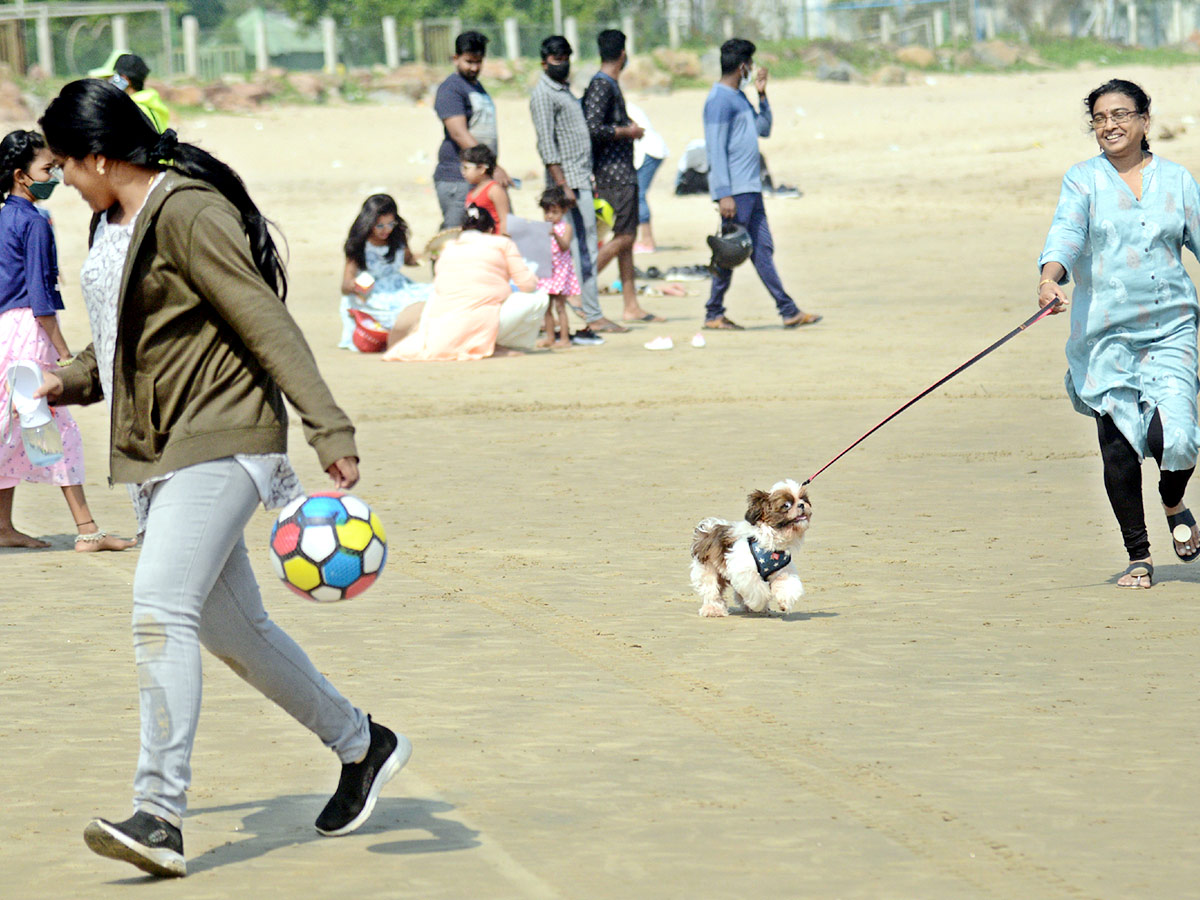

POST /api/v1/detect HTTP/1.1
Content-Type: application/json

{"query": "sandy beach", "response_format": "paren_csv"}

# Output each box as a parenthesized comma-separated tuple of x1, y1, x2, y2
(2, 64, 1200, 898)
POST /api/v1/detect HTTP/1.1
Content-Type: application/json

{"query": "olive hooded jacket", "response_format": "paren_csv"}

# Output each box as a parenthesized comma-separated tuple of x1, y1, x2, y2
(56, 172, 357, 485)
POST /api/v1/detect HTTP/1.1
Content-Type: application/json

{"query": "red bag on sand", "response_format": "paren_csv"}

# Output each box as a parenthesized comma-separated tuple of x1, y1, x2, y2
(350, 309, 388, 353)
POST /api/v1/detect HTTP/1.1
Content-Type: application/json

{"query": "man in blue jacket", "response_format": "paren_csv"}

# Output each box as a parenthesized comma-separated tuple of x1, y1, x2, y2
(702, 39, 820, 330)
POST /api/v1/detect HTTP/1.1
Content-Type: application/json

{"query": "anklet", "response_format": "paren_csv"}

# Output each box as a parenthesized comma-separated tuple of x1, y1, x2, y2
(75, 531, 108, 544)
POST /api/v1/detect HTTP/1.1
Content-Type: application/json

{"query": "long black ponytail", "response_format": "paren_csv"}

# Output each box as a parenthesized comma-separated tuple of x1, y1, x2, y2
(0, 130, 45, 203)
(39, 79, 287, 300)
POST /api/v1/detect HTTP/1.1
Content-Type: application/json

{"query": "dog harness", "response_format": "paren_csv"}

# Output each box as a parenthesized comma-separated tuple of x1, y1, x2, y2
(748, 538, 791, 580)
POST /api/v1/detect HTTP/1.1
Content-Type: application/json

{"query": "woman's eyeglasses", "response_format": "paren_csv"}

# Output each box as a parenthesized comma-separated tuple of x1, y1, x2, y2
(1090, 109, 1142, 128)
(373, 221, 397, 232)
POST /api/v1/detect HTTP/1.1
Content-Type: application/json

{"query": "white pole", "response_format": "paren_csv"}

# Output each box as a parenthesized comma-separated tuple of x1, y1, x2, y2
(1172, 0, 1183, 42)
(552, 0, 563, 34)
(1127, 2, 1137, 44)
(722, 15, 734, 39)
(668, 17, 681, 48)
(321, 16, 337, 74)
(504, 17, 520, 61)
(880, 11, 893, 43)
(182, 15, 199, 77)
(159, 6, 173, 76)
(933, 12, 945, 45)
(622, 14, 635, 54)
(112, 15, 128, 53)
(383, 16, 399, 68)
(565, 16, 580, 57)
(36, 8, 53, 77)
(254, 11, 269, 72)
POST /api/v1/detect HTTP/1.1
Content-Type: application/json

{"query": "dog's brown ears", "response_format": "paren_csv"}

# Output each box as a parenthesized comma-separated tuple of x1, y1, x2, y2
(744, 490, 770, 524)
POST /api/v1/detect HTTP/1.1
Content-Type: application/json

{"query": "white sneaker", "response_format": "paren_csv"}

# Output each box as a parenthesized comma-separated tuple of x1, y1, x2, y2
(644, 336, 674, 351)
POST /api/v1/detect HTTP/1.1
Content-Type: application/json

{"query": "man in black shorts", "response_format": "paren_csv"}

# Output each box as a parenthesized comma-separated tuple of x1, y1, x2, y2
(582, 30, 662, 323)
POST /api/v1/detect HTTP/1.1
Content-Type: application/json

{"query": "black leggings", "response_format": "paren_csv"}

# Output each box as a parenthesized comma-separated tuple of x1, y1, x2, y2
(1096, 411, 1194, 560)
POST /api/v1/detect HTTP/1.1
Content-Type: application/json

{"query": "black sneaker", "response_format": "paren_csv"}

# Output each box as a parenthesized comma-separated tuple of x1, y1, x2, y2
(570, 328, 605, 346)
(315, 717, 411, 836)
(83, 811, 186, 878)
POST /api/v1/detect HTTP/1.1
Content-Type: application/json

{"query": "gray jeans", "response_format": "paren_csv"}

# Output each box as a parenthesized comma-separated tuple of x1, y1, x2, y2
(567, 185, 603, 323)
(435, 179, 470, 230)
(131, 459, 369, 827)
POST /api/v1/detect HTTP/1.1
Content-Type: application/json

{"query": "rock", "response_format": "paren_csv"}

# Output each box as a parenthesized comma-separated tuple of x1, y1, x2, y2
(816, 60, 861, 83)
(952, 49, 975, 69)
(165, 84, 204, 107)
(286, 72, 324, 100)
(871, 64, 908, 85)
(974, 40, 1021, 68)
(376, 63, 439, 99)
(651, 48, 702, 79)
(622, 56, 671, 92)
(204, 80, 274, 112)
(896, 46, 936, 68)
(1156, 122, 1183, 141)
(0, 79, 30, 120)
(482, 58, 514, 82)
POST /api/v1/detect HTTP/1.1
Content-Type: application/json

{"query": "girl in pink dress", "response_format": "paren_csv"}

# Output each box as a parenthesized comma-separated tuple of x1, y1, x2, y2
(0, 130, 133, 551)
(536, 187, 579, 349)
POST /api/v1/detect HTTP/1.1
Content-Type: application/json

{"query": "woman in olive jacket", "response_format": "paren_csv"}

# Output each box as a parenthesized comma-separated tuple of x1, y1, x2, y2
(37, 80, 408, 879)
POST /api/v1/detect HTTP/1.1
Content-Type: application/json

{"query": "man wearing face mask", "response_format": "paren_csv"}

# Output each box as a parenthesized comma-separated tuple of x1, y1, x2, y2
(702, 39, 821, 331)
(529, 35, 628, 343)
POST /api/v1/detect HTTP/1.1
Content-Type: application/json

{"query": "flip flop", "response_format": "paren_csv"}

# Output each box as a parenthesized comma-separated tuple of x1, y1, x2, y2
(1118, 560, 1153, 588)
(591, 321, 631, 334)
(625, 313, 666, 323)
(783, 312, 823, 328)
(704, 316, 743, 330)
(1166, 508, 1200, 562)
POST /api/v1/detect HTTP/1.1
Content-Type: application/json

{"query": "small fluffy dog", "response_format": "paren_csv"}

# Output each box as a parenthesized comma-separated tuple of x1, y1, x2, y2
(689, 479, 812, 618)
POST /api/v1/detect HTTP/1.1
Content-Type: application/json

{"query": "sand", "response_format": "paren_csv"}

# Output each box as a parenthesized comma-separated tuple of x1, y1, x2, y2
(2, 64, 1200, 899)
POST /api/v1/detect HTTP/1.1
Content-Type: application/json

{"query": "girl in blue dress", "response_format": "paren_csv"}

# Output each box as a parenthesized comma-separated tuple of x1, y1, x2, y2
(338, 194, 432, 349)
(1038, 79, 1200, 588)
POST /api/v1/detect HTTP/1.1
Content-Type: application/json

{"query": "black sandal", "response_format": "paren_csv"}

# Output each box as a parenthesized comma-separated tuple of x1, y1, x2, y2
(1166, 508, 1200, 563)
(1119, 561, 1153, 589)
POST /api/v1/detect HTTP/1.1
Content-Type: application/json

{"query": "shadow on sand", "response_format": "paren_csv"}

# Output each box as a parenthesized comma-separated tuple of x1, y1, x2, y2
(102, 794, 478, 881)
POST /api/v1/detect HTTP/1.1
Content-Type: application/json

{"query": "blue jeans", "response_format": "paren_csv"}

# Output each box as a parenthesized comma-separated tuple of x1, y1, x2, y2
(567, 185, 603, 323)
(636, 156, 663, 225)
(435, 179, 470, 230)
(131, 459, 370, 826)
(705, 192, 800, 321)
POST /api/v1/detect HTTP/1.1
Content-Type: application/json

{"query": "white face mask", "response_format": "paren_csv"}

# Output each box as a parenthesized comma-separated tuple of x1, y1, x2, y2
(739, 65, 754, 91)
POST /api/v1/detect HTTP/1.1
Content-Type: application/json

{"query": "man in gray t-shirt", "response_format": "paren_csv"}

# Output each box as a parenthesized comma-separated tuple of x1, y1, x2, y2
(432, 31, 509, 229)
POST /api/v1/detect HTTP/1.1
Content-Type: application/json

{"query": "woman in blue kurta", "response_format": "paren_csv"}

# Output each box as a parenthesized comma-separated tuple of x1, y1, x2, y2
(1038, 80, 1200, 588)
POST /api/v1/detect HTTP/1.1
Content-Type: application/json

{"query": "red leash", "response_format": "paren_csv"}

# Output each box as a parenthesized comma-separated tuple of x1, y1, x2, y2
(803, 301, 1062, 486)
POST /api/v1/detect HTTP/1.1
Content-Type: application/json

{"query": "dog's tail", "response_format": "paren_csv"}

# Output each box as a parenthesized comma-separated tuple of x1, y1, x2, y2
(692, 517, 732, 561)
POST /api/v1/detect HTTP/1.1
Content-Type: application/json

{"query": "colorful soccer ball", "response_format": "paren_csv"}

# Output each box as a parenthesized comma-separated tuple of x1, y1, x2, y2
(269, 492, 387, 602)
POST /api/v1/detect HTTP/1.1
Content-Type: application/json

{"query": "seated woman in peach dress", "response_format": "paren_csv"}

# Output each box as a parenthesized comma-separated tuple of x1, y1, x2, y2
(383, 205, 544, 361)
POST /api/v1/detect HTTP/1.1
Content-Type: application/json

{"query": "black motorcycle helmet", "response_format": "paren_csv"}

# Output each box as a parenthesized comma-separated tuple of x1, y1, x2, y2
(707, 220, 753, 271)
